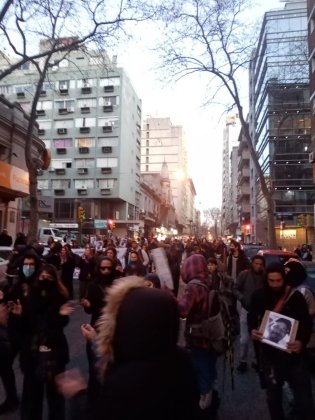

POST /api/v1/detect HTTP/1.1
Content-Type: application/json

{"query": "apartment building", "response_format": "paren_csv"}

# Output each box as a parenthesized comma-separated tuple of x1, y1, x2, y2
(141, 116, 191, 232)
(0, 45, 142, 236)
(221, 113, 241, 236)
(0, 97, 45, 236)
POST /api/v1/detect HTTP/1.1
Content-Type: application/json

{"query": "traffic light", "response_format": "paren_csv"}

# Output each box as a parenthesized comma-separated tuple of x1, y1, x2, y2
(296, 214, 305, 227)
(78, 206, 86, 223)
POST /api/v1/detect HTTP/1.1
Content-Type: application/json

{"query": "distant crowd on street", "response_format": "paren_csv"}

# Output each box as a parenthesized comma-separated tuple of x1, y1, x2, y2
(0, 231, 314, 419)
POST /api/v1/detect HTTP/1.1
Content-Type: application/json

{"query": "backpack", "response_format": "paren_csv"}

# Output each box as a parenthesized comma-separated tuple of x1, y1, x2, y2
(186, 280, 227, 354)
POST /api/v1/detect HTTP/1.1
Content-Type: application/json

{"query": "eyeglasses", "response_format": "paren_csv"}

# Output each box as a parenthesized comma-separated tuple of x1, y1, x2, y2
(100, 266, 111, 271)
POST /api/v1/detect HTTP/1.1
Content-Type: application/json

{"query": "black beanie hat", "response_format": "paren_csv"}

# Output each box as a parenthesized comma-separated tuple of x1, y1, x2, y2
(284, 260, 307, 287)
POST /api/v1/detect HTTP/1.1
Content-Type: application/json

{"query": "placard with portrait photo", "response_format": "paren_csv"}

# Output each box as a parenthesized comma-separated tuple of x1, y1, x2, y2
(259, 310, 299, 352)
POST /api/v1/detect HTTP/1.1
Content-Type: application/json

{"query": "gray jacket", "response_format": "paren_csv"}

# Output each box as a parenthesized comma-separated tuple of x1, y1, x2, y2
(234, 269, 265, 311)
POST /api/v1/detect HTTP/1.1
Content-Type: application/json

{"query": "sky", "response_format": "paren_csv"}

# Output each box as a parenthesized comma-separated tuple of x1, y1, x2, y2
(115, 0, 285, 213)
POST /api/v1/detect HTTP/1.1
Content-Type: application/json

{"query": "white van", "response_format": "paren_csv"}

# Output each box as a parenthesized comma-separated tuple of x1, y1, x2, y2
(38, 227, 64, 245)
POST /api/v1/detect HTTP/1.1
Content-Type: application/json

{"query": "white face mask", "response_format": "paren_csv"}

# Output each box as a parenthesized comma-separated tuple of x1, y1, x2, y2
(23, 264, 35, 278)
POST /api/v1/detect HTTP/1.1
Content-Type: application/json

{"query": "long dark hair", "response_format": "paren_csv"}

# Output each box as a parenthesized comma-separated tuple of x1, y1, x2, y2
(36, 264, 69, 298)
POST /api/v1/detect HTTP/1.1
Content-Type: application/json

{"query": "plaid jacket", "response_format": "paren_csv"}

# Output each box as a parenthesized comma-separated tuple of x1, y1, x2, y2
(178, 254, 213, 349)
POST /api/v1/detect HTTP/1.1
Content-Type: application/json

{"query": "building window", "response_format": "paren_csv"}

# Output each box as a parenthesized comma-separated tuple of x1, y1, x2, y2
(97, 179, 115, 188)
(38, 180, 49, 190)
(99, 96, 119, 106)
(52, 179, 71, 189)
(76, 138, 95, 147)
(53, 138, 73, 148)
(146, 123, 149, 130)
(146, 165, 149, 171)
(96, 158, 118, 167)
(75, 158, 95, 168)
(55, 100, 75, 110)
(51, 159, 72, 169)
(146, 140, 149, 147)
(97, 137, 118, 147)
(74, 179, 94, 189)
(146, 131, 149, 138)
(146, 157, 149, 163)
(54, 199, 75, 219)
(146, 148, 149, 155)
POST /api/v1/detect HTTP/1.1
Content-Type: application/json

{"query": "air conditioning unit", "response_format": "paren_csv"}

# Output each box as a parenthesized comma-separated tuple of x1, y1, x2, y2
(78, 167, 88, 174)
(309, 152, 315, 164)
(104, 85, 114, 92)
(104, 101, 111, 106)
(101, 188, 111, 195)
(101, 167, 112, 174)
(59, 84, 68, 90)
(79, 147, 89, 154)
(57, 128, 67, 135)
(67, 107, 74, 113)
(102, 146, 112, 153)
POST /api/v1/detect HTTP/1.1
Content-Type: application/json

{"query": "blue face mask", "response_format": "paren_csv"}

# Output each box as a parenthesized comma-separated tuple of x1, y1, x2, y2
(23, 265, 35, 278)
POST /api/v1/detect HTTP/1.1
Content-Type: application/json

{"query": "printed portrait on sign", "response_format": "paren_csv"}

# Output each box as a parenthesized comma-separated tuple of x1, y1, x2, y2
(259, 311, 298, 352)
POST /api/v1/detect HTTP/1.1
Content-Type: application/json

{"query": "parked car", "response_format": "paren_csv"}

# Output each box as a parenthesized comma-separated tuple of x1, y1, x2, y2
(257, 249, 300, 268)
(301, 261, 315, 293)
(242, 244, 266, 261)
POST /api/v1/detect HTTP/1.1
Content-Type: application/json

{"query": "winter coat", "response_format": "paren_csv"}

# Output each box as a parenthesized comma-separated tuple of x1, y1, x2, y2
(178, 254, 219, 350)
(234, 269, 265, 310)
(226, 251, 249, 279)
(72, 277, 199, 420)
(17, 285, 69, 372)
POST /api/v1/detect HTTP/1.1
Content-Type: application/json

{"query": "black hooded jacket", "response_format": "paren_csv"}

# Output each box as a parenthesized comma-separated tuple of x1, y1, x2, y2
(84, 258, 117, 326)
(73, 285, 199, 420)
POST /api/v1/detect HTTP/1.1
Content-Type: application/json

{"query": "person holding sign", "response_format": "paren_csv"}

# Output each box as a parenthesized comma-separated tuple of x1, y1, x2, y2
(248, 264, 314, 420)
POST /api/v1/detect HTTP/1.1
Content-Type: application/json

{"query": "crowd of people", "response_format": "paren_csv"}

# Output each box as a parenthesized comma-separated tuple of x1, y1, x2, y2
(0, 234, 314, 419)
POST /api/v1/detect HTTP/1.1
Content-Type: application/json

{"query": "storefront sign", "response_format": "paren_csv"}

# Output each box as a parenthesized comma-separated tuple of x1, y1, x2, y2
(0, 161, 29, 196)
(23, 196, 54, 213)
(280, 229, 297, 239)
(94, 219, 107, 229)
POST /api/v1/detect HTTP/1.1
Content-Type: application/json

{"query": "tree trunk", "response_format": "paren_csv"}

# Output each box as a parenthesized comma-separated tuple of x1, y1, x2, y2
(28, 167, 39, 243)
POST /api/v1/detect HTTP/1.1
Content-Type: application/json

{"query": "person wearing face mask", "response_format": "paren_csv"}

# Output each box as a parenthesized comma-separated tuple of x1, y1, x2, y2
(80, 256, 117, 396)
(248, 264, 314, 420)
(0, 252, 42, 415)
(124, 251, 146, 277)
(18, 264, 73, 420)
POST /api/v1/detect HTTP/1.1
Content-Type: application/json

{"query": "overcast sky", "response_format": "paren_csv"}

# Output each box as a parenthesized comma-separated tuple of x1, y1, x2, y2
(116, 0, 285, 212)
